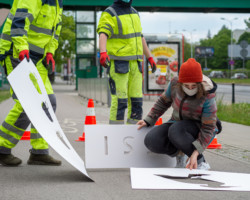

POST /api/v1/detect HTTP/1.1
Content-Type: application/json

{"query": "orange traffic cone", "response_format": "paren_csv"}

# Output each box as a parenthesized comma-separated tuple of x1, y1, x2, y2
(21, 131, 30, 140)
(155, 117, 163, 125)
(76, 99, 96, 142)
(207, 135, 222, 149)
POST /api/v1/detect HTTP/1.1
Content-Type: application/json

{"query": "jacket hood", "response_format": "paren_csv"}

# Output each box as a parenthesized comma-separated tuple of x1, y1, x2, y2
(114, 0, 133, 7)
(202, 75, 217, 93)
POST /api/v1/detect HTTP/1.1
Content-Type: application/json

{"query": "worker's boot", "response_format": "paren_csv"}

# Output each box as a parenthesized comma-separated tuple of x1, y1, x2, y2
(27, 150, 61, 166)
(0, 154, 22, 166)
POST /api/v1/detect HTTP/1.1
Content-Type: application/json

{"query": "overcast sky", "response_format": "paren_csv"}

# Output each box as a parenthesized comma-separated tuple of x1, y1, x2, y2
(97, 12, 249, 43)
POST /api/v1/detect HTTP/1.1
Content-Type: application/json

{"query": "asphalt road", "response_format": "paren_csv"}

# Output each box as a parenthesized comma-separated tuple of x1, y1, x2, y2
(216, 84, 250, 103)
(146, 73, 250, 104)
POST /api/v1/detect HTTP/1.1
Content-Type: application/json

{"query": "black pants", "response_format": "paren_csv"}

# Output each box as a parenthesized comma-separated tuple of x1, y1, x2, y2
(144, 120, 204, 161)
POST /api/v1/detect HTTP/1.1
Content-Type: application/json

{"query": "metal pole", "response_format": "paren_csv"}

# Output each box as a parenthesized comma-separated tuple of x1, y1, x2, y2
(232, 83, 235, 104)
(243, 58, 245, 70)
(205, 55, 207, 69)
(182, 29, 196, 58)
(190, 32, 193, 58)
(221, 18, 238, 76)
(230, 21, 233, 76)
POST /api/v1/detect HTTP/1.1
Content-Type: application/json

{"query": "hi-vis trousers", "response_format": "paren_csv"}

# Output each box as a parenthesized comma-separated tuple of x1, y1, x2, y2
(0, 56, 55, 154)
(108, 60, 143, 124)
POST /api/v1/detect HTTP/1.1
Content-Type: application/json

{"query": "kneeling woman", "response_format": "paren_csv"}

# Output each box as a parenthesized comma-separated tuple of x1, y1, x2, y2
(137, 58, 221, 170)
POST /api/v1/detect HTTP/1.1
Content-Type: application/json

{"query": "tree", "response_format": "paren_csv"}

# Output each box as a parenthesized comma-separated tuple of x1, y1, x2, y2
(199, 26, 231, 69)
(54, 12, 76, 72)
(244, 17, 250, 28)
(246, 60, 250, 70)
(183, 37, 191, 62)
(238, 32, 250, 44)
(207, 29, 211, 39)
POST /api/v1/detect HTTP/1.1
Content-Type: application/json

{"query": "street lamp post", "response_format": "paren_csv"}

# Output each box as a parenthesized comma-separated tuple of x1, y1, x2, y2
(183, 29, 196, 58)
(220, 17, 238, 73)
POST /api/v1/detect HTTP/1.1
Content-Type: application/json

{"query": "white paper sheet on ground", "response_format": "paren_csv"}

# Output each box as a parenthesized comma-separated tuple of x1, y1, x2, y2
(85, 125, 175, 168)
(7, 59, 92, 181)
(130, 168, 250, 191)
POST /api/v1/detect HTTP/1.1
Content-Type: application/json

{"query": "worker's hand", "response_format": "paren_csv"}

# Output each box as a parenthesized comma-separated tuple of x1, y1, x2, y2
(148, 57, 156, 73)
(137, 120, 147, 130)
(100, 52, 110, 68)
(186, 150, 199, 170)
(19, 50, 30, 61)
(46, 53, 55, 72)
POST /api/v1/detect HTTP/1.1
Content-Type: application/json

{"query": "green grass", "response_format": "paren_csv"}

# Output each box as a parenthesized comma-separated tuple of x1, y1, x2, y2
(211, 78, 250, 85)
(0, 90, 11, 103)
(217, 100, 250, 126)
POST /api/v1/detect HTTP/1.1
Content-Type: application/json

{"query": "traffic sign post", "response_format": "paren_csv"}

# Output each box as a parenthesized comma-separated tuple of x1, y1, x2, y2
(229, 60, 235, 66)
(239, 40, 248, 70)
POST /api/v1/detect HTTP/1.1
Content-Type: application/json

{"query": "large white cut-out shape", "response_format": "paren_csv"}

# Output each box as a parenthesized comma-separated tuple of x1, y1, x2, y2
(85, 125, 175, 168)
(7, 59, 92, 181)
(130, 168, 250, 191)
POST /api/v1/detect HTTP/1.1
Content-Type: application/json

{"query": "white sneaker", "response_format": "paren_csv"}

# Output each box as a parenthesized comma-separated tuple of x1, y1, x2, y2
(175, 154, 188, 168)
(197, 162, 211, 170)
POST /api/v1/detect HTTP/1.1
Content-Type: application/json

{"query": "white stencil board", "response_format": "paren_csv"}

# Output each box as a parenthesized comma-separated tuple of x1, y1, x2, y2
(85, 125, 175, 168)
(7, 59, 92, 181)
(130, 168, 250, 191)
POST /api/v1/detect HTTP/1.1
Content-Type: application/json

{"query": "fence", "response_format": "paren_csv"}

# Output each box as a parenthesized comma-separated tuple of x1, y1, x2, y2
(78, 78, 163, 106)
(78, 78, 111, 107)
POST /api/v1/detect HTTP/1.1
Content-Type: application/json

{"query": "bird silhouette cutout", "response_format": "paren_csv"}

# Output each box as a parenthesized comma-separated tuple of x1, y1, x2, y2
(42, 101, 53, 122)
(56, 131, 70, 150)
(155, 173, 234, 189)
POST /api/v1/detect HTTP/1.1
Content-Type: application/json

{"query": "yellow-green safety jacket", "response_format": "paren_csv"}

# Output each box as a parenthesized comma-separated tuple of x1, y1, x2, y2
(0, 0, 62, 63)
(97, 5, 143, 61)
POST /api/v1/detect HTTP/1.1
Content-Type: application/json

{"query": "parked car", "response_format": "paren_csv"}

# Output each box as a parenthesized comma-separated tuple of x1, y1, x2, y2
(231, 73, 248, 79)
(208, 71, 225, 78)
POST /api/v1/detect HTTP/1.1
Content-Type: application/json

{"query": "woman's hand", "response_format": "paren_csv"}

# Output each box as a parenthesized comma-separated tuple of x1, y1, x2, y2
(186, 150, 199, 170)
(137, 120, 147, 130)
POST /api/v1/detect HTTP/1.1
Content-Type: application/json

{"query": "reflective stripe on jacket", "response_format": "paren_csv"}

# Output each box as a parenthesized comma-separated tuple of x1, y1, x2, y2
(97, 5, 143, 61)
(0, 0, 63, 61)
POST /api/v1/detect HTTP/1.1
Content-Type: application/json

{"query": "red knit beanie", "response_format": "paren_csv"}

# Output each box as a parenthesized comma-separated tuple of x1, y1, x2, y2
(178, 58, 203, 83)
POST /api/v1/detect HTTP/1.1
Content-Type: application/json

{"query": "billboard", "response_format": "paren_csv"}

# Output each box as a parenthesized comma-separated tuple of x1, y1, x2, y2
(146, 42, 180, 92)
(195, 46, 214, 58)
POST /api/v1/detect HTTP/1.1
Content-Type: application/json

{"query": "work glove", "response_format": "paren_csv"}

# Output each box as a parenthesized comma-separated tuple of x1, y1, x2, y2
(100, 52, 110, 68)
(46, 53, 55, 72)
(148, 57, 157, 73)
(19, 50, 30, 61)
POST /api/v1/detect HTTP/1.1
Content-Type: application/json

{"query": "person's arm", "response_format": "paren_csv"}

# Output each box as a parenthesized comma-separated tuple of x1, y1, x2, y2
(11, 0, 42, 59)
(143, 79, 175, 126)
(186, 150, 199, 170)
(142, 36, 151, 59)
(142, 36, 156, 73)
(46, 7, 63, 71)
(97, 11, 115, 39)
(97, 11, 115, 67)
(99, 33, 110, 67)
(192, 95, 217, 154)
(99, 33, 108, 53)
(47, 7, 63, 56)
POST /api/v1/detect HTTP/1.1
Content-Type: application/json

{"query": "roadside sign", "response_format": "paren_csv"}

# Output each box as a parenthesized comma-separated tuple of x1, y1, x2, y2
(229, 60, 235, 65)
(195, 46, 214, 58)
(240, 40, 248, 49)
(228, 44, 250, 59)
